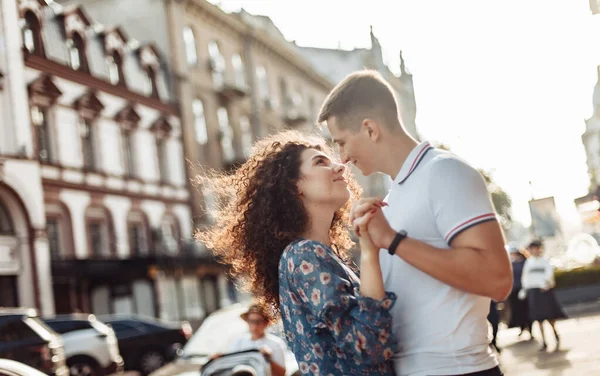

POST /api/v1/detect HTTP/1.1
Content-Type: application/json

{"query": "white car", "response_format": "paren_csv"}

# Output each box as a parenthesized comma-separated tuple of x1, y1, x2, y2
(0, 359, 48, 376)
(150, 303, 299, 376)
(43, 314, 124, 376)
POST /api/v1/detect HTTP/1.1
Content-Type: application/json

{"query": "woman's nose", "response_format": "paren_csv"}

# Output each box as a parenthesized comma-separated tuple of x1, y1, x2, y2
(333, 163, 346, 174)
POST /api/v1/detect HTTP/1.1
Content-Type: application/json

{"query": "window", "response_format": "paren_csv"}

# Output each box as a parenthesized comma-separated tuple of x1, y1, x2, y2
(146, 67, 159, 99)
(0, 200, 14, 235)
(208, 41, 224, 88)
(80, 119, 96, 170)
(47, 218, 61, 260)
(256, 65, 269, 100)
(308, 96, 316, 123)
(161, 218, 178, 254)
(239, 116, 252, 158)
(182, 26, 197, 66)
(68, 33, 87, 72)
(107, 51, 123, 85)
(128, 223, 148, 256)
(88, 222, 109, 257)
(192, 99, 208, 145)
(279, 77, 288, 108)
(21, 11, 42, 55)
(31, 106, 53, 163)
(231, 54, 245, 87)
(122, 130, 135, 177)
(156, 139, 169, 183)
(217, 107, 234, 163)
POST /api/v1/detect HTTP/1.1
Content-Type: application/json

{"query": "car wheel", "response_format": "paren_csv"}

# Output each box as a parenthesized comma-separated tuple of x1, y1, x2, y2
(138, 349, 166, 375)
(67, 357, 102, 376)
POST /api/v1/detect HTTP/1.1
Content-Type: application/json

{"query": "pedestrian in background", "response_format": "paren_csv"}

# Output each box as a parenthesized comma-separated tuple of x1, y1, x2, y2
(506, 245, 533, 339)
(487, 300, 501, 354)
(521, 240, 567, 351)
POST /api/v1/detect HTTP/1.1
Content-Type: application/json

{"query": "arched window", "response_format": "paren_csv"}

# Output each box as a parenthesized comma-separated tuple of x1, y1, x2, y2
(182, 26, 197, 66)
(192, 99, 208, 145)
(85, 206, 115, 258)
(22, 11, 44, 56)
(107, 50, 124, 85)
(69, 32, 88, 72)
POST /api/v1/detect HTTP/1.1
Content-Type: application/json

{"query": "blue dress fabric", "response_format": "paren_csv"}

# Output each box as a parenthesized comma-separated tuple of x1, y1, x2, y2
(278, 239, 397, 375)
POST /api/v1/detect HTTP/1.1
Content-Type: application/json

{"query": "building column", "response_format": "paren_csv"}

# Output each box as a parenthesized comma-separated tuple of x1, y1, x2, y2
(217, 273, 232, 308)
(33, 228, 55, 315)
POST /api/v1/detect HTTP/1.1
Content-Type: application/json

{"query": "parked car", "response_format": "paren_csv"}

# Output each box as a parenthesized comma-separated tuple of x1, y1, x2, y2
(0, 308, 68, 376)
(0, 359, 49, 376)
(43, 314, 124, 376)
(101, 315, 192, 375)
(149, 303, 299, 376)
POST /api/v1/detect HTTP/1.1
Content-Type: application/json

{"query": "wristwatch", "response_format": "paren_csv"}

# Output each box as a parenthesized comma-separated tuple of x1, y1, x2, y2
(387, 230, 407, 255)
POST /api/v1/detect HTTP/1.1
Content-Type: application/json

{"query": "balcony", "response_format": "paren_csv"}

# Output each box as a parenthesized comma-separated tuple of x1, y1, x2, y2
(215, 79, 249, 102)
(282, 106, 308, 127)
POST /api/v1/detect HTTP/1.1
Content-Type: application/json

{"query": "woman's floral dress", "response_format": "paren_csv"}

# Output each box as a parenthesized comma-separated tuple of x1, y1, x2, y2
(279, 239, 397, 375)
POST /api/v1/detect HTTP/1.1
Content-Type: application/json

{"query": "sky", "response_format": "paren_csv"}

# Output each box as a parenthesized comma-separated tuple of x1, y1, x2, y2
(211, 0, 600, 231)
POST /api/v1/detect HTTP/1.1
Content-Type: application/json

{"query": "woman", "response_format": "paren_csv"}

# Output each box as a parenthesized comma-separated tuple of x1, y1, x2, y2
(197, 131, 397, 375)
(506, 245, 533, 339)
(521, 240, 567, 351)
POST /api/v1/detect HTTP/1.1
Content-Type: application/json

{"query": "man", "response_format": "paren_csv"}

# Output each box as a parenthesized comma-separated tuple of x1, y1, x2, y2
(318, 70, 513, 376)
(212, 304, 286, 376)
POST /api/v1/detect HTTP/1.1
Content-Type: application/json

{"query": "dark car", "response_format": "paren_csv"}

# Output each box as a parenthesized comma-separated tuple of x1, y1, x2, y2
(43, 314, 124, 376)
(0, 308, 68, 376)
(101, 315, 192, 375)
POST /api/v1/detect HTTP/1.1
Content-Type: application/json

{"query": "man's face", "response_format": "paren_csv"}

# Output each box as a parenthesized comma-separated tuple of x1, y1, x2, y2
(326, 116, 376, 176)
(246, 313, 267, 338)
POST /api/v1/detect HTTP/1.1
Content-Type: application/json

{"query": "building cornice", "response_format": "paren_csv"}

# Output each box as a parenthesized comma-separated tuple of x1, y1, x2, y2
(24, 54, 179, 116)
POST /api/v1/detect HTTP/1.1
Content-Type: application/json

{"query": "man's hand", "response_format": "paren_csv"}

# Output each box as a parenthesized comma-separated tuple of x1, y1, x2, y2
(350, 198, 395, 248)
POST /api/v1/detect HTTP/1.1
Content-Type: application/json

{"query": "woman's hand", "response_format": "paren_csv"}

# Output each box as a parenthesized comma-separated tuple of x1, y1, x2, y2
(353, 205, 382, 258)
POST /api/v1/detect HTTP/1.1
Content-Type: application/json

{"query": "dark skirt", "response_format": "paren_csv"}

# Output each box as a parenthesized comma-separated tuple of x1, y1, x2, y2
(527, 288, 568, 321)
(507, 288, 532, 329)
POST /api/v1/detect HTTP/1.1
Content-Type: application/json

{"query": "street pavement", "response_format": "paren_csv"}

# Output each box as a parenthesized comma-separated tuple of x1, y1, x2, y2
(497, 302, 600, 375)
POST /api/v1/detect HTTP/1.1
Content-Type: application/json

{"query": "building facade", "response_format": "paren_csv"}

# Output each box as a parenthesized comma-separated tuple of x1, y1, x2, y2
(584, 66, 600, 189)
(0, 0, 235, 323)
(0, 0, 53, 315)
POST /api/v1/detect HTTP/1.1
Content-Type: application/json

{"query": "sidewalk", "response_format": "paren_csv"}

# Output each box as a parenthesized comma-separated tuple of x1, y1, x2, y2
(497, 304, 600, 375)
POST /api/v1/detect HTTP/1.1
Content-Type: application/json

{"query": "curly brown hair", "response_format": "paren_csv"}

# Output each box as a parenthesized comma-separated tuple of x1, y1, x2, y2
(195, 130, 362, 315)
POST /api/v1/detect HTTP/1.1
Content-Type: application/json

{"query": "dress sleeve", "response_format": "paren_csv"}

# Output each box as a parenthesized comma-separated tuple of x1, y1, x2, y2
(285, 240, 397, 365)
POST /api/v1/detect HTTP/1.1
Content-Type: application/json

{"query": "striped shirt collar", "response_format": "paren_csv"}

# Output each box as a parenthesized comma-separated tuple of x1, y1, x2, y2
(393, 141, 434, 184)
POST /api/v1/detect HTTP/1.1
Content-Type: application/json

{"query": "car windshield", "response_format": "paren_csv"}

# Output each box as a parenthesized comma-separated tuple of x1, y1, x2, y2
(182, 305, 249, 358)
(24, 317, 55, 342)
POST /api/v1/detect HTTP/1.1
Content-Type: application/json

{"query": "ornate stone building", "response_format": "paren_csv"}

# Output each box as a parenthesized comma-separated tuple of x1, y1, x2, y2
(0, 0, 232, 323)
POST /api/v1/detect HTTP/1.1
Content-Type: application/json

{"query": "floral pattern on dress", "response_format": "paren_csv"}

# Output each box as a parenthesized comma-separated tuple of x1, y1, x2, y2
(279, 239, 397, 375)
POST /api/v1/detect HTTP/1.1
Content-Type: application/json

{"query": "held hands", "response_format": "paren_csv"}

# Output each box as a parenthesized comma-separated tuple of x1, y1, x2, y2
(351, 197, 396, 250)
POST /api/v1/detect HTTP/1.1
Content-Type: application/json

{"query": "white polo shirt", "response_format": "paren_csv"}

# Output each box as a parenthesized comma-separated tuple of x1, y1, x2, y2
(380, 141, 499, 376)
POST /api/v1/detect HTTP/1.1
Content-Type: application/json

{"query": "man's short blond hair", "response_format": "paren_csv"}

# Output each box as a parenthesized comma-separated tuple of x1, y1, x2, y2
(317, 70, 399, 130)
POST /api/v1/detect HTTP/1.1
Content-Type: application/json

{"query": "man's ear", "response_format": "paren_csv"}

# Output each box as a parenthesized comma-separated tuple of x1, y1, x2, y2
(362, 118, 381, 141)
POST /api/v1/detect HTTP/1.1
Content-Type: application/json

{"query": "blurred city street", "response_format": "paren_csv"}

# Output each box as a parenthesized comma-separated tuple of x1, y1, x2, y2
(499, 303, 600, 376)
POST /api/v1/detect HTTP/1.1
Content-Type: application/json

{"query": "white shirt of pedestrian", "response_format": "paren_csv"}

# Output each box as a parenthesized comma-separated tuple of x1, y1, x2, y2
(522, 256, 555, 290)
(228, 333, 287, 368)
(380, 141, 499, 376)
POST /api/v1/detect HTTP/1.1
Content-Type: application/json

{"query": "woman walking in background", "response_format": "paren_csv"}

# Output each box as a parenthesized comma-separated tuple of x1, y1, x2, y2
(506, 245, 533, 339)
(521, 240, 567, 351)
